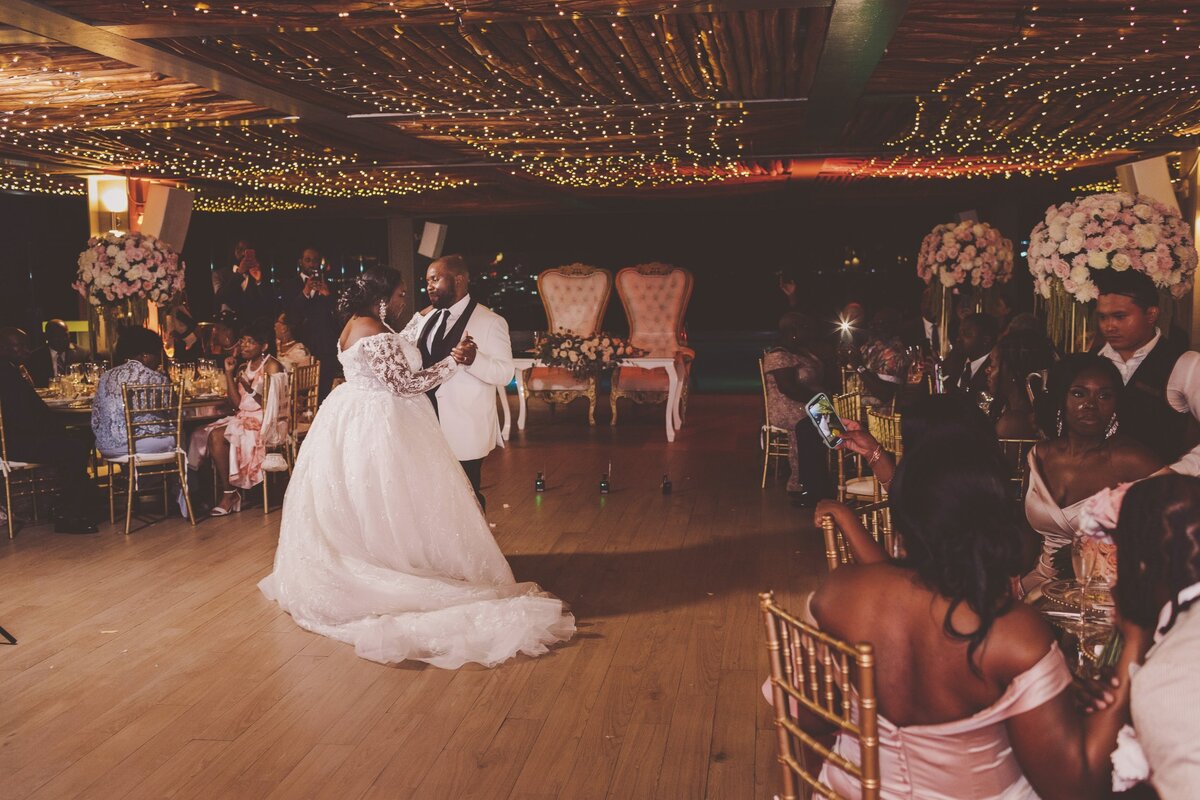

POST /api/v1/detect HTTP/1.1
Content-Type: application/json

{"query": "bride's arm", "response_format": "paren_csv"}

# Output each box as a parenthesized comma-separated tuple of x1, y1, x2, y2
(360, 334, 457, 398)
(397, 312, 424, 345)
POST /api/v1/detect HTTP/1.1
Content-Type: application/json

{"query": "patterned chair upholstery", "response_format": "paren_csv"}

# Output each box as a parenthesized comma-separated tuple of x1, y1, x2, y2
(525, 265, 612, 425)
(610, 263, 695, 425)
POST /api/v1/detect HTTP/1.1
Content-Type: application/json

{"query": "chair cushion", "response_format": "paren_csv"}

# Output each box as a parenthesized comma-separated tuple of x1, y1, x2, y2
(107, 450, 180, 465)
(844, 477, 877, 498)
(539, 267, 609, 335)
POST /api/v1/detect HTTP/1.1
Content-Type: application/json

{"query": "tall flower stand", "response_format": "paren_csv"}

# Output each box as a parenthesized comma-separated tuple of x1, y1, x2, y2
(88, 297, 150, 363)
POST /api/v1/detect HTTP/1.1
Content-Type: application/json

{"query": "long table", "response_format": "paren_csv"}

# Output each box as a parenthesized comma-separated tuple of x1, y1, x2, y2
(44, 396, 233, 424)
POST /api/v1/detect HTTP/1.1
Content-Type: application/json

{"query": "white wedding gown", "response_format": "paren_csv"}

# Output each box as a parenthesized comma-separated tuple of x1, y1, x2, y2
(258, 330, 575, 669)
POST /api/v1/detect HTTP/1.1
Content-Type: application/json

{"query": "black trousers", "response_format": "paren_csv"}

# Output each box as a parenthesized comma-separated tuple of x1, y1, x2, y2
(792, 419, 835, 500)
(460, 458, 485, 510)
(11, 429, 98, 519)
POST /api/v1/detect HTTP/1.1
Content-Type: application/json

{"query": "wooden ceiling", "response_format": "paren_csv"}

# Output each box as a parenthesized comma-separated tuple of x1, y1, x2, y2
(0, 0, 1195, 213)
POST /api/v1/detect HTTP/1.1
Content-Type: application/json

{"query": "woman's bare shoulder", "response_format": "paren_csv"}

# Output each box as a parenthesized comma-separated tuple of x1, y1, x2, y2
(1108, 435, 1165, 478)
(339, 317, 387, 350)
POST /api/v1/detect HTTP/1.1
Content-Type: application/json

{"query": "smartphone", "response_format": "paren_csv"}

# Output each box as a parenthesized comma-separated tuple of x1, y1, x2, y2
(805, 392, 846, 449)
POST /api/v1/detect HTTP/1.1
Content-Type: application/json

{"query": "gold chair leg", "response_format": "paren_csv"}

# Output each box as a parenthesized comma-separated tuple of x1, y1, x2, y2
(178, 458, 196, 527)
(124, 465, 136, 536)
(5, 474, 13, 540)
(610, 392, 619, 426)
(108, 463, 116, 524)
(262, 472, 269, 516)
(761, 446, 770, 489)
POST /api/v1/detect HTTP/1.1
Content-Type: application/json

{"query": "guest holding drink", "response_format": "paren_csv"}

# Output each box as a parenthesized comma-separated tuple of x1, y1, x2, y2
(1022, 354, 1161, 597)
(188, 320, 286, 516)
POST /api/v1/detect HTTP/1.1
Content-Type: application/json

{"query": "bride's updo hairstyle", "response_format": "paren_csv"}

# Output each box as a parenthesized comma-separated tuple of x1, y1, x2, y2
(890, 431, 1023, 675)
(338, 266, 402, 321)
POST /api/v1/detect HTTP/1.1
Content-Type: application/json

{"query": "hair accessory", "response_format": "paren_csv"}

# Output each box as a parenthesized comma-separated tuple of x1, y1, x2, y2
(1056, 408, 1064, 437)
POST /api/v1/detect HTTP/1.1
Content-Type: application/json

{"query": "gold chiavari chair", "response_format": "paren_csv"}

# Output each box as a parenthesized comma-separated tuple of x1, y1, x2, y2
(0, 400, 47, 539)
(260, 370, 292, 516)
(832, 391, 874, 504)
(820, 501, 894, 571)
(760, 592, 880, 800)
(116, 382, 195, 536)
(759, 357, 791, 488)
(288, 362, 321, 468)
(998, 438, 1038, 503)
(865, 407, 902, 461)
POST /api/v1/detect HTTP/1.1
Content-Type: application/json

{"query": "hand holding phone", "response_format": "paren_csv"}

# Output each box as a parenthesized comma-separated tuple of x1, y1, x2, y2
(805, 393, 846, 449)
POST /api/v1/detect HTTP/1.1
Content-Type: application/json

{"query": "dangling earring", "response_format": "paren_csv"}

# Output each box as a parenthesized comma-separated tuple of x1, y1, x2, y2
(1105, 414, 1119, 440)
(1056, 409, 1064, 437)
(377, 300, 388, 321)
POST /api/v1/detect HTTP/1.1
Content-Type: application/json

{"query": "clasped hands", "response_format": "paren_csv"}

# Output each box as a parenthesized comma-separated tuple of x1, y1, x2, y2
(451, 335, 477, 366)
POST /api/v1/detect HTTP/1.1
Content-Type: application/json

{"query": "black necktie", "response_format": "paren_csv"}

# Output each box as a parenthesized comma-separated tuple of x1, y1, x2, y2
(960, 360, 974, 389)
(430, 310, 450, 349)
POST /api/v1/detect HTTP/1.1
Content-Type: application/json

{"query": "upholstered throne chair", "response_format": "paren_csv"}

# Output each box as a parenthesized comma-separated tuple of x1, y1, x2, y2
(524, 264, 612, 425)
(610, 263, 694, 425)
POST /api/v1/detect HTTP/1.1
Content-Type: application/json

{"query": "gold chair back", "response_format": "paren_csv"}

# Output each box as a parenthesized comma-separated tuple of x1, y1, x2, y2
(820, 501, 894, 571)
(290, 362, 321, 437)
(831, 392, 874, 502)
(866, 408, 902, 459)
(758, 356, 790, 488)
(118, 382, 194, 534)
(998, 437, 1038, 501)
(760, 592, 880, 800)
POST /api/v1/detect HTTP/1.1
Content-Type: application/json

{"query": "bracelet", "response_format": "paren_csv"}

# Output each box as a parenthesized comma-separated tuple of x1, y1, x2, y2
(867, 445, 883, 467)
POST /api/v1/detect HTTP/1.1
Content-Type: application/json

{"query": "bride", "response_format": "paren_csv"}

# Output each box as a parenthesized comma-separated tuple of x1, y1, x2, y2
(259, 267, 575, 669)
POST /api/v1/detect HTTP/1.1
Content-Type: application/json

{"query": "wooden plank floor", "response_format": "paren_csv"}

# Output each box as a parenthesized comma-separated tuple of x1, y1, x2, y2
(0, 394, 825, 799)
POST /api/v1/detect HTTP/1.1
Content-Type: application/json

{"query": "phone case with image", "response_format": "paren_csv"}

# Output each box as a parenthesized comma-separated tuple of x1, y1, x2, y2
(805, 393, 846, 449)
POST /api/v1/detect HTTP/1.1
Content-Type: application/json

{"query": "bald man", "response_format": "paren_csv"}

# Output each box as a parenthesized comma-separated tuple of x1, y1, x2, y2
(411, 254, 513, 510)
(0, 328, 99, 532)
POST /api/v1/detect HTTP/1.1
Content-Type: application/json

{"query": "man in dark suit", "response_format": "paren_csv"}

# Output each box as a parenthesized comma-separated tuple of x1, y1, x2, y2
(282, 246, 339, 398)
(945, 312, 999, 396)
(0, 328, 99, 533)
(26, 319, 86, 388)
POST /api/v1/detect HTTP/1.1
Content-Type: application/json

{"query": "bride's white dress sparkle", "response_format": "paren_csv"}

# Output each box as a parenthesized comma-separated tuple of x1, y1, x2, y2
(258, 330, 575, 669)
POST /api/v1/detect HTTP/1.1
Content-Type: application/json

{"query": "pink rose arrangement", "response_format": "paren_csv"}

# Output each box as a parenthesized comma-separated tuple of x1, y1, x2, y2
(74, 231, 185, 307)
(1028, 192, 1197, 304)
(917, 221, 1013, 289)
(535, 332, 645, 376)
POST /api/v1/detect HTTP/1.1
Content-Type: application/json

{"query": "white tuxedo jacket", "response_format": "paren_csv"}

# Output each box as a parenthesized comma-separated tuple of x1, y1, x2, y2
(411, 302, 513, 461)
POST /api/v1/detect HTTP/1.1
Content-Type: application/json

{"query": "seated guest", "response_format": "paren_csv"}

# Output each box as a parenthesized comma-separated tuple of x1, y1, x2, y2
(26, 319, 86, 387)
(188, 320, 286, 516)
(855, 308, 912, 409)
(833, 300, 867, 367)
(0, 327, 98, 533)
(91, 327, 173, 460)
(946, 312, 999, 397)
(274, 312, 313, 370)
(1022, 354, 1161, 596)
(786, 432, 1139, 799)
(762, 312, 831, 504)
(205, 311, 240, 361)
(1108, 474, 1200, 797)
(168, 307, 203, 364)
(987, 328, 1056, 439)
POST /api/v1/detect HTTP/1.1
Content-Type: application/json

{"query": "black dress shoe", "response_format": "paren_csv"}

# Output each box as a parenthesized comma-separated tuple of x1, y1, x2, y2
(54, 515, 99, 534)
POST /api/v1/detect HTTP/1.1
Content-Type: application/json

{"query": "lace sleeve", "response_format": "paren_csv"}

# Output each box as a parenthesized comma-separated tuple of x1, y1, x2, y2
(359, 334, 457, 398)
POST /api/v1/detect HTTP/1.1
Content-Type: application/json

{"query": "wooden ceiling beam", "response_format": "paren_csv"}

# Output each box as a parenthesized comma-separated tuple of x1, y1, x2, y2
(0, 0, 462, 163)
(0, 0, 833, 44)
(803, 0, 908, 145)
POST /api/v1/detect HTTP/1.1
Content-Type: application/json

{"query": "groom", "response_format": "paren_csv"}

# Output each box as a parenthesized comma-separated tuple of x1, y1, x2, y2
(418, 254, 514, 509)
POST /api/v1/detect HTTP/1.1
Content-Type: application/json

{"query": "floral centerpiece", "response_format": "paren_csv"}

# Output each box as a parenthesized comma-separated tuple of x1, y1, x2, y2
(917, 220, 1014, 290)
(73, 231, 185, 307)
(535, 332, 645, 376)
(916, 220, 1013, 359)
(1074, 483, 1130, 585)
(1028, 192, 1197, 351)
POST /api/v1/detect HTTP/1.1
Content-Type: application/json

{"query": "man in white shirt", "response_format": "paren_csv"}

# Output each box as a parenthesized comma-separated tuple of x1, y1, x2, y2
(947, 313, 998, 396)
(1094, 270, 1200, 475)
